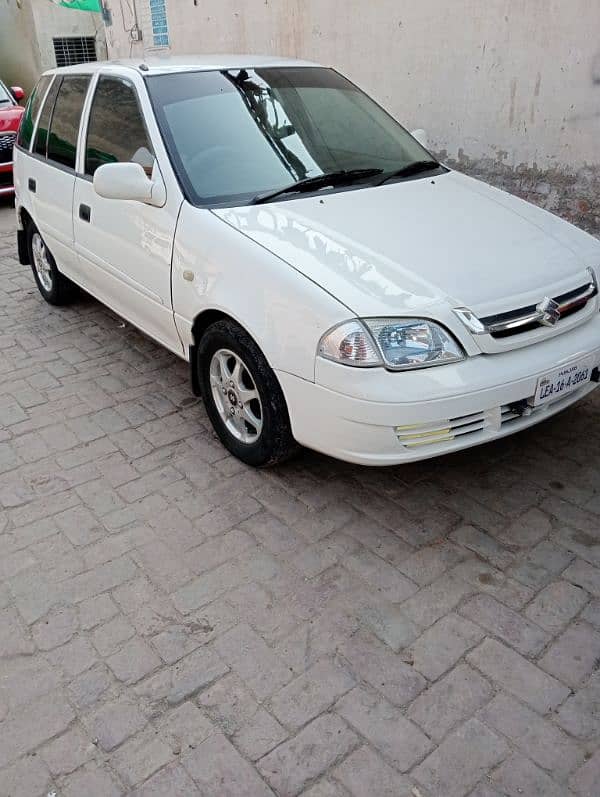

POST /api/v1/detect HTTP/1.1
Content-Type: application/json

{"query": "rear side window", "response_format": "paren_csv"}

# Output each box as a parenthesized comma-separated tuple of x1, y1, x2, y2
(17, 75, 52, 150)
(47, 75, 90, 170)
(33, 77, 61, 158)
(85, 76, 154, 177)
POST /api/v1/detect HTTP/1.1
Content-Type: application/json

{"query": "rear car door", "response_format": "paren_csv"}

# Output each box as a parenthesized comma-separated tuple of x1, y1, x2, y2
(72, 72, 183, 355)
(27, 74, 91, 275)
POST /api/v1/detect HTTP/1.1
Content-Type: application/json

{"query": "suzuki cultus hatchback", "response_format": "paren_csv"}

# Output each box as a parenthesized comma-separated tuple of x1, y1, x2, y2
(14, 57, 600, 466)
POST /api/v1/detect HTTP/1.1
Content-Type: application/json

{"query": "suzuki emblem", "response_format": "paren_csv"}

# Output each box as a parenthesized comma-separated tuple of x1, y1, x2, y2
(536, 296, 561, 326)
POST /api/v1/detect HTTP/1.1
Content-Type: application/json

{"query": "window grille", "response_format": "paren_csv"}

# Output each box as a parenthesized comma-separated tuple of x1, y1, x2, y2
(53, 37, 97, 68)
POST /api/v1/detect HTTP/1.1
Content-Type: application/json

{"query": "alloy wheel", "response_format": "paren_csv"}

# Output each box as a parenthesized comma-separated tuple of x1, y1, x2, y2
(31, 232, 53, 293)
(209, 348, 263, 443)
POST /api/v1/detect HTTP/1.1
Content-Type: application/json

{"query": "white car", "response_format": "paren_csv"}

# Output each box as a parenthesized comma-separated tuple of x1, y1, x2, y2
(13, 56, 600, 466)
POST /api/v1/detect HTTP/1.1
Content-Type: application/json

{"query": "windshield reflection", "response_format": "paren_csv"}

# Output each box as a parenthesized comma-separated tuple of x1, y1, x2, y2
(148, 67, 433, 207)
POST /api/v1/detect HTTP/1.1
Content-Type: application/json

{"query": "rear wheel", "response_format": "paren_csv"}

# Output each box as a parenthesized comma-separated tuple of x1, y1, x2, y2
(198, 319, 298, 466)
(27, 223, 77, 305)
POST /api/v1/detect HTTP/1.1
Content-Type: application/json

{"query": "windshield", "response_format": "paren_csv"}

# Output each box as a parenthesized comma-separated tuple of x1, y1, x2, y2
(147, 67, 436, 207)
(0, 81, 14, 105)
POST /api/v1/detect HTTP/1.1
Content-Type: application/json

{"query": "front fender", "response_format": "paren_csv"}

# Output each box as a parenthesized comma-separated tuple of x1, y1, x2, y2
(172, 202, 349, 383)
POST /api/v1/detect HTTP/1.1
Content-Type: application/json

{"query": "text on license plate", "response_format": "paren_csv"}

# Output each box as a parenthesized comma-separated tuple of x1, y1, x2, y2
(533, 358, 593, 406)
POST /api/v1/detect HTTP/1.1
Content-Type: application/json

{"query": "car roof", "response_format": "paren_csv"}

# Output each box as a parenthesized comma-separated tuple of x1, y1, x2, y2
(42, 54, 322, 78)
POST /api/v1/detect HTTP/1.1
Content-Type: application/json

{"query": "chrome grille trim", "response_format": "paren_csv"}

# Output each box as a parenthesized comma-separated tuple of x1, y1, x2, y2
(454, 269, 598, 340)
(482, 280, 597, 336)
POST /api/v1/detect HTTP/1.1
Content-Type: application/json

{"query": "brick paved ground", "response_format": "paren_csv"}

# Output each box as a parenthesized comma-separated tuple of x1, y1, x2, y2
(1, 199, 600, 796)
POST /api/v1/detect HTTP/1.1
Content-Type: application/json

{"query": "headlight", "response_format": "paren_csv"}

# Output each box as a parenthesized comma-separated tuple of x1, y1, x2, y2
(318, 320, 382, 367)
(318, 318, 465, 370)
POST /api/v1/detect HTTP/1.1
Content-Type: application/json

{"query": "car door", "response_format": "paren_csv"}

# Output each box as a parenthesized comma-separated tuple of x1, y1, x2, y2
(72, 71, 183, 356)
(26, 74, 91, 274)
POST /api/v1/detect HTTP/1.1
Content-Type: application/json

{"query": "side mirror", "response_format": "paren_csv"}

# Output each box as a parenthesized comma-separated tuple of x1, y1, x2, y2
(411, 128, 429, 150)
(93, 162, 166, 207)
(10, 86, 25, 102)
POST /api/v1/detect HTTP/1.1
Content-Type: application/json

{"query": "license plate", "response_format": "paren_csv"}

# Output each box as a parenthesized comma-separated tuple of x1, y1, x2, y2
(533, 357, 593, 406)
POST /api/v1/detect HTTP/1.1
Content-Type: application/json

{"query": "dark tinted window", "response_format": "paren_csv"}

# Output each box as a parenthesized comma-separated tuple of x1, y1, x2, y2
(85, 76, 154, 177)
(17, 75, 53, 149)
(33, 77, 61, 158)
(47, 75, 90, 169)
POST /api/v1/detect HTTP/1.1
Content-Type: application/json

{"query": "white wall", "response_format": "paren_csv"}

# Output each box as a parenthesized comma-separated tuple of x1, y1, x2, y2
(103, 0, 600, 172)
(0, 0, 107, 92)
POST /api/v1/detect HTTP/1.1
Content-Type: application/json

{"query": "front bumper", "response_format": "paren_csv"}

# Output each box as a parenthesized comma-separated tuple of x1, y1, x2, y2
(277, 314, 600, 465)
(0, 162, 15, 196)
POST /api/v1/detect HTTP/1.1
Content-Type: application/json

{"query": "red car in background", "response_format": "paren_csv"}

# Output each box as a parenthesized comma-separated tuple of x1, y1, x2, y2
(0, 80, 25, 198)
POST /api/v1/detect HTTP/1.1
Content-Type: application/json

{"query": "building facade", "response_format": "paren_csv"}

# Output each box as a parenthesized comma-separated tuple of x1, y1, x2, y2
(102, 1, 599, 233)
(0, 0, 107, 93)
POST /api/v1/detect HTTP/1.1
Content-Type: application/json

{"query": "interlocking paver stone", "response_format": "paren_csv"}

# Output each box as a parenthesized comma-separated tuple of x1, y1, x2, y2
(183, 732, 274, 796)
(569, 749, 600, 797)
(490, 753, 564, 797)
(270, 657, 355, 729)
(409, 612, 483, 680)
(340, 629, 427, 705)
(478, 692, 584, 776)
(408, 662, 493, 741)
(258, 714, 358, 796)
(0, 689, 75, 768)
(538, 621, 600, 687)
(460, 593, 549, 655)
(524, 580, 589, 633)
(85, 696, 147, 752)
(413, 718, 509, 797)
(335, 685, 432, 771)
(332, 745, 414, 796)
(467, 638, 570, 712)
(1, 209, 599, 794)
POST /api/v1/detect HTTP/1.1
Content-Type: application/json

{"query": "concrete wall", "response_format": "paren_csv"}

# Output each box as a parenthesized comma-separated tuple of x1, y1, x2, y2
(103, 0, 600, 233)
(0, 0, 107, 93)
(0, 0, 38, 92)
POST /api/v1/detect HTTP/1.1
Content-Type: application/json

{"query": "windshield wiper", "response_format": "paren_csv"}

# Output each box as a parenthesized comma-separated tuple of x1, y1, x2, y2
(251, 167, 383, 205)
(378, 159, 442, 185)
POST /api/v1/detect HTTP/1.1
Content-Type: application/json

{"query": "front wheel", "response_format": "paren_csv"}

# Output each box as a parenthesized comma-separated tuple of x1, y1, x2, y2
(198, 320, 298, 467)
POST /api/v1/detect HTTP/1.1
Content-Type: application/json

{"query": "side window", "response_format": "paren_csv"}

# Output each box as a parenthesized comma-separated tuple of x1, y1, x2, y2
(33, 77, 61, 158)
(17, 74, 52, 150)
(47, 75, 90, 170)
(85, 76, 154, 177)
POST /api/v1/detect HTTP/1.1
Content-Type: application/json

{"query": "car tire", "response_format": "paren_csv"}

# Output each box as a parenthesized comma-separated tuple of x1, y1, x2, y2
(198, 319, 299, 467)
(27, 222, 78, 305)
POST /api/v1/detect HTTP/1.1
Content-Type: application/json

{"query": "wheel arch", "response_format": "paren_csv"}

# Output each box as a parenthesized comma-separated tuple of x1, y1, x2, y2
(16, 206, 33, 265)
(189, 309, 257, 396)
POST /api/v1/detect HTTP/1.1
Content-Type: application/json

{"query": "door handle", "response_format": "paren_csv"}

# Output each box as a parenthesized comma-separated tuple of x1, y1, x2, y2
(79, 204, 91, 223)
(28, 178, 36, 193)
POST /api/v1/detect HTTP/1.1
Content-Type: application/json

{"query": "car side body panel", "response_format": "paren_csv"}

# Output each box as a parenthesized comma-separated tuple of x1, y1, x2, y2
(70, 69, 185, 356)
(172, 201, 350, 380)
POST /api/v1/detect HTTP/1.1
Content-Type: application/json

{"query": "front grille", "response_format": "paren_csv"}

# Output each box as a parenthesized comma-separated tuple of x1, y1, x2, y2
(0, 132, 15, 165)
(480, 279, 596, 339)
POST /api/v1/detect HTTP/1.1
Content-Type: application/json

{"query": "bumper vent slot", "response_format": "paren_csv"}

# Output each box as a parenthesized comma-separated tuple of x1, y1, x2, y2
(395, 383, 592, 451)
(396, 410, 488, 448)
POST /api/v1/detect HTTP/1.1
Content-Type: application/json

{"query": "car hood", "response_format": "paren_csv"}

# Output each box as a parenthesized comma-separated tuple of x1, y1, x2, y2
(214, 170, 599, 318)
(0, 106, 24, 133)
